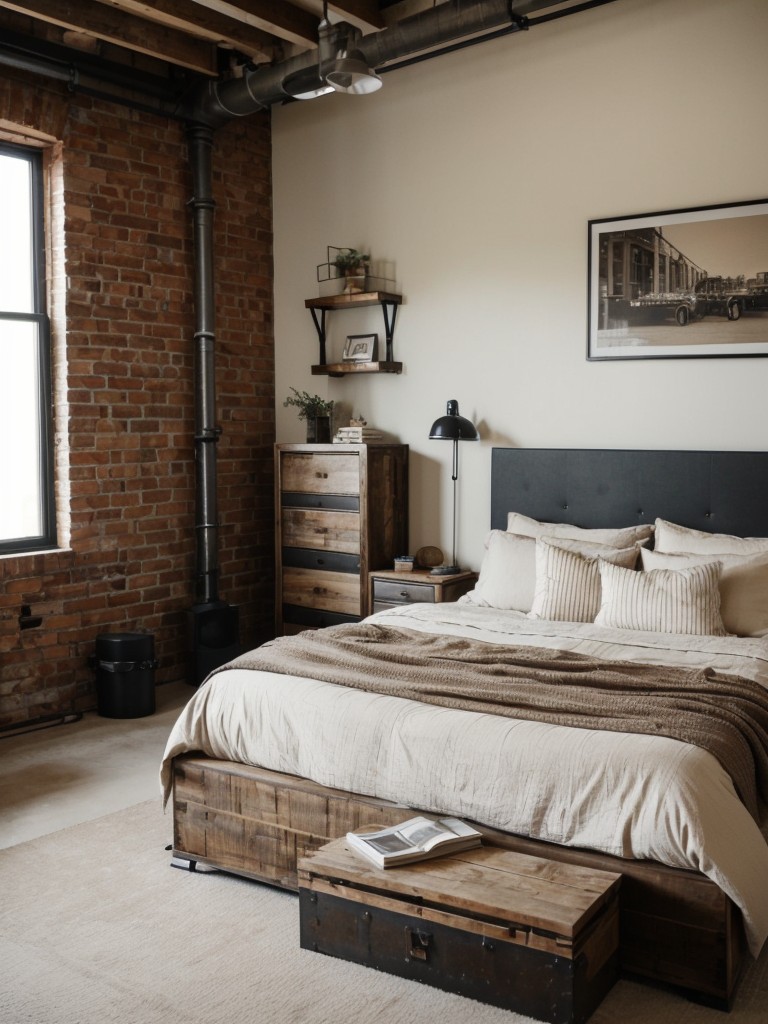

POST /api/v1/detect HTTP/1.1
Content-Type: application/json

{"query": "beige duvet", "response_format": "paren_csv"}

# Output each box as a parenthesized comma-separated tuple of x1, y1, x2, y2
(160, 601, 768, 956)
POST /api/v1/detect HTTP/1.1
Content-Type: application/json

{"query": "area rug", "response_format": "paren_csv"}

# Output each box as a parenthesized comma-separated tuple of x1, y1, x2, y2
(1, 800, 766, 1024)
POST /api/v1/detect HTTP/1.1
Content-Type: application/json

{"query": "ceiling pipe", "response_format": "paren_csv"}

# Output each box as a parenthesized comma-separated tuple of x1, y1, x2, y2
(184, 0, 556, 127)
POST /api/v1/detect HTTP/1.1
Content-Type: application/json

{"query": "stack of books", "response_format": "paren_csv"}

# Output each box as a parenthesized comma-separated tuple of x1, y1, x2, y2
(333, 426, 384, 443)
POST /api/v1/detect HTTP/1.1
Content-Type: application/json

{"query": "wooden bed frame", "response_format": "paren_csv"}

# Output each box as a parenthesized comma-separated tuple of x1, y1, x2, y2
(171, 448, 768, 1009)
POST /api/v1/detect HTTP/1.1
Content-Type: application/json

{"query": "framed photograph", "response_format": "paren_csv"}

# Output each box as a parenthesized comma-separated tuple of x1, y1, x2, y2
(588, 198, 768, 360)
(342, 333, 378, 362)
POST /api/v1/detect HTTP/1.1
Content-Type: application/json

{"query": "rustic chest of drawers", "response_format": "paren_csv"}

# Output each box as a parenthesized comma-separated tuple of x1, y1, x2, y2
(275, 443, 408, 634)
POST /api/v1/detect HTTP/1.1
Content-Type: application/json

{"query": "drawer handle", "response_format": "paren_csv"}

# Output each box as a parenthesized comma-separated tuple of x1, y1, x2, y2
(315, 558, 325, 566)
(315, 472, 328, 479)
(399, 590, 409, 598)
(314, 527, 328, 534)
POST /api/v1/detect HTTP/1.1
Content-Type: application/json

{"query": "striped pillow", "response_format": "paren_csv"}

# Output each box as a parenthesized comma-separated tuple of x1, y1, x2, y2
(527, 540, 639, 623)
(595, 559, 727, 635)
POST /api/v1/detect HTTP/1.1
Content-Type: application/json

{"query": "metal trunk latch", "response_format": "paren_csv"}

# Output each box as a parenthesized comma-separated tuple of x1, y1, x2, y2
(404, 927, 432, 962)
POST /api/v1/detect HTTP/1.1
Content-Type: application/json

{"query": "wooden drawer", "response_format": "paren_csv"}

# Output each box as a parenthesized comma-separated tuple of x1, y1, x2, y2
(373, 578, 436, 605)
(282, 567, 361, 616)
(282, 548, 360, 574)
(281, 452, 359, 495)
(281, 508, 360, 553)
(370, 570, 477, 614)
(282, 492, 360, 512)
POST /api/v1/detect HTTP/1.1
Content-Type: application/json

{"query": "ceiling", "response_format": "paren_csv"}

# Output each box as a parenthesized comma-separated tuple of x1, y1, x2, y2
(0, 2, 445, 90)
(0, 1, 612, 115)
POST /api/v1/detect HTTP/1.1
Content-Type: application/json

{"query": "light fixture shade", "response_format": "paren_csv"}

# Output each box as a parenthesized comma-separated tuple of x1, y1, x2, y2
(326, 52, 382, 95)
(428, 400, 479, 441)
(282, 13, 380, 101)
(282, 66, 335, 100)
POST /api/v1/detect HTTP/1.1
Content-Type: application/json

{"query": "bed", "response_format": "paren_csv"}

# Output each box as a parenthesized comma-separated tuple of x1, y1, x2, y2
(162, 448, 768, 1009)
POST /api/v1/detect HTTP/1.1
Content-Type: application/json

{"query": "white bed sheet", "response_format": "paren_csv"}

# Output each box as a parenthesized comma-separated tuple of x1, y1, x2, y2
(160, 602, 768, 956)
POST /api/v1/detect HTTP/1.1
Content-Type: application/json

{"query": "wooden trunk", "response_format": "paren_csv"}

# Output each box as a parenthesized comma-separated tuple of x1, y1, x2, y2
(298, 839, 620, 1024)
(171, 755, 743, 1008)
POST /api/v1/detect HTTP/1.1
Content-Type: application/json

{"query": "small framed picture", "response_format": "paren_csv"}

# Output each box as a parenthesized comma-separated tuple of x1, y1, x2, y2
(342, 333, 378, 362)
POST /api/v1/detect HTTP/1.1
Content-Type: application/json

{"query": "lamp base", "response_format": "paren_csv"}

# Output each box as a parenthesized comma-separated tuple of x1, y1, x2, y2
(430, 565, 460, 576)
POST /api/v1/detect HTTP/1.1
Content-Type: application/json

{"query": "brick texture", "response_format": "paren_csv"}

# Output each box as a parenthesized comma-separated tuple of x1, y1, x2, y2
(0, 69, 275, 727)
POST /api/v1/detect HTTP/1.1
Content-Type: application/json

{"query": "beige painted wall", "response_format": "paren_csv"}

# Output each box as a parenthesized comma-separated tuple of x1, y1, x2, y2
(272, 0, 768, 571)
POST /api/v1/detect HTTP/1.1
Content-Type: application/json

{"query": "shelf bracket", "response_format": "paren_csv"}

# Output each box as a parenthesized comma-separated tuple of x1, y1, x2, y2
(309, 306, 328, 364)
(380, 300, 398, 362)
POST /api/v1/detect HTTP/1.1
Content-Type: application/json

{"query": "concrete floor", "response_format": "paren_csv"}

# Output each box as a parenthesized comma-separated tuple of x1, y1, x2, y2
(0, 681, 191, 849)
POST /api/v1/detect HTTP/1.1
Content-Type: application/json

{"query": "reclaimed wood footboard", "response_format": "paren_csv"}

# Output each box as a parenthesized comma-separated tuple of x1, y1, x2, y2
(171, 755, 744, 1009)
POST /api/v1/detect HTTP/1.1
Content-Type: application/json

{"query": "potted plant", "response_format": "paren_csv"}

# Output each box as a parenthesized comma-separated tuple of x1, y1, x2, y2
(333, 249, 370, 294)
(283, 388, 334, 443)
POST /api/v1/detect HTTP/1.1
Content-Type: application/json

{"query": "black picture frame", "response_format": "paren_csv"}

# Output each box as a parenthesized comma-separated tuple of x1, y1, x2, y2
(342, 333, 378, 362)
(587, 198, 768, 360)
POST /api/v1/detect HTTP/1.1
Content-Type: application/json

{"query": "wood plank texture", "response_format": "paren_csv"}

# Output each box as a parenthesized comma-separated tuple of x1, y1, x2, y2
(280, 451, 360, 495)
(171, 756, 743, 1006)
(281, 508, 360, 553)
(300, 838, 621, 943)
(282, 566, 361, 615)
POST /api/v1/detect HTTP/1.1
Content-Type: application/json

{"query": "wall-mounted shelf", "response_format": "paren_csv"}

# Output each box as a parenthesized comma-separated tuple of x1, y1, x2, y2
(304, 291, 402, 368)
(312, 361, 403, 377)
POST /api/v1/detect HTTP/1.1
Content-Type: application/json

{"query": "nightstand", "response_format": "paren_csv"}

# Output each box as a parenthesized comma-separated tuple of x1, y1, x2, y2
(369, 569, 477, 613)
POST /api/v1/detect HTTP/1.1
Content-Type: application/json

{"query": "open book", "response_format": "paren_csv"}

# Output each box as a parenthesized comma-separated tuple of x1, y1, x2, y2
(346, 815, 482, 869)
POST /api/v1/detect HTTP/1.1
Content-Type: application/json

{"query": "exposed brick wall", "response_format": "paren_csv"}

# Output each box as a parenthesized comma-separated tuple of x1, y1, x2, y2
(0, 68, 275, 727)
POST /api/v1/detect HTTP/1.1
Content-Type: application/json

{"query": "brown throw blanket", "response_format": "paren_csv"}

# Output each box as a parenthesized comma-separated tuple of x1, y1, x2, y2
(217, 623, 768, 821)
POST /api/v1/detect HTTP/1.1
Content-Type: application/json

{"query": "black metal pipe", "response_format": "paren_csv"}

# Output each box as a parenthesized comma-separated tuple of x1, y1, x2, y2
(377, 0, 619, 76)
(183, 0, 541, 126)
(186, 124, 220, 605)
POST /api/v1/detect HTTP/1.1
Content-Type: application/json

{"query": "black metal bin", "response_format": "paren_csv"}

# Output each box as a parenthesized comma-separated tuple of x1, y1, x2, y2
(94, 632, 157, 718)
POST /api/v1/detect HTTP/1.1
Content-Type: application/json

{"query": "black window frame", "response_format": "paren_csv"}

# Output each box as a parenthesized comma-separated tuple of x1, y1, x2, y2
(0, 141, 56, 555)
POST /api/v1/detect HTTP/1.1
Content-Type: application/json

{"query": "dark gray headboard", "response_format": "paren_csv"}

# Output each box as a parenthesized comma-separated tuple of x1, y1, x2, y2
(490, 449, 768, 539)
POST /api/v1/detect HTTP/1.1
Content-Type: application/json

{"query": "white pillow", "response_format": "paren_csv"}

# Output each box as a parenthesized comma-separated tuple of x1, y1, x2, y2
(528, 539, 640, 623)
(654, 518, 768, 556)
(641, 548, 768, 637)
(595, 560, 726, 635)
(465, 531, 640, 613)
(507, 511, 654, 550)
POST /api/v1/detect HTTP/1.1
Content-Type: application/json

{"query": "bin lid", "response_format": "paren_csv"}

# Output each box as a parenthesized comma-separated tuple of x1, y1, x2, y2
(96, 632, 155, 659)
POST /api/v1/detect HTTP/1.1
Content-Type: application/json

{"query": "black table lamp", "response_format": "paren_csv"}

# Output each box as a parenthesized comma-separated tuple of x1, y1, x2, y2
(428, 400, 479, 575)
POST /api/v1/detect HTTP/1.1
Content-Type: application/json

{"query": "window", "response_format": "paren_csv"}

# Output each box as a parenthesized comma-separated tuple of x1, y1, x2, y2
(0, 142, 56, 554)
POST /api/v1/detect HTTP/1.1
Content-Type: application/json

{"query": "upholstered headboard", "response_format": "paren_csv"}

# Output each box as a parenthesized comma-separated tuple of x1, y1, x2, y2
(490, 449, 768, 539)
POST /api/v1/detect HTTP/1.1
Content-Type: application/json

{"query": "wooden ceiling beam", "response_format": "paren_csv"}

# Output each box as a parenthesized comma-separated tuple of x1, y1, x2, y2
(0, 0, 219, 74)
(205, 1, 320, 48)
(99, 0, 282, 61)
(327, 2, 385, 32)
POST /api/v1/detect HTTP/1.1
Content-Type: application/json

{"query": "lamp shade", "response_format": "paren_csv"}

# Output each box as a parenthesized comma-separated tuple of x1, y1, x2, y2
(282, 66, 335, 100)
(428, 400, 479, 441)
(326, 52, 382, 94)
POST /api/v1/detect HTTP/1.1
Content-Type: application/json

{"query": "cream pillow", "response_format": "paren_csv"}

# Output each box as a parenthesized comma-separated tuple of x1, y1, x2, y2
(507, 511, 653, 550)
(654, 518, 768, 556)
(641, 548, 768, 637)
(527, 539, 640, 623)
(466, 531, 640, 613)
(595, 560, 726, 635)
